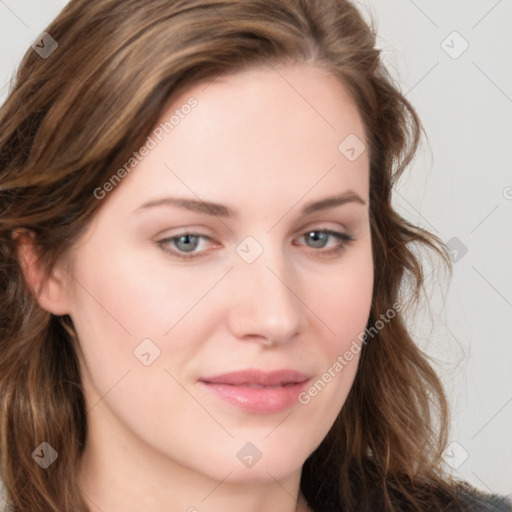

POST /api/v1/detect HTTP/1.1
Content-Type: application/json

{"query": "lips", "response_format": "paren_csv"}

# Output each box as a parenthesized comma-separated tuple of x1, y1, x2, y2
(199, 369, 310, 387)
(198, 369, 311, 414)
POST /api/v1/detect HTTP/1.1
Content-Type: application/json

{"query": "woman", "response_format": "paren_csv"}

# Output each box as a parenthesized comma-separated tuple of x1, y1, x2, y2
(0, 1, 510, 511)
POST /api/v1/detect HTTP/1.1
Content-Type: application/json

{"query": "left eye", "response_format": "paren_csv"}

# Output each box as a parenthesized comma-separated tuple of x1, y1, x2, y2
(157, 229, 354, 260)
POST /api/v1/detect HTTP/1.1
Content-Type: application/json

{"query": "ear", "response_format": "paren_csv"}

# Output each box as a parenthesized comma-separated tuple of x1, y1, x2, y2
(13, 229, 71, 315)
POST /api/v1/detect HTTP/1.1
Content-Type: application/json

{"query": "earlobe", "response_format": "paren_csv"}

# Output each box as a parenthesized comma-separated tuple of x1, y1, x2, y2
(13, 229, 71, 315)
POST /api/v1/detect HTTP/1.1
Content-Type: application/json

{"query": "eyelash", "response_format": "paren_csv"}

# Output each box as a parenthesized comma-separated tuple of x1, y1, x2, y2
(157, 228, 354, 260)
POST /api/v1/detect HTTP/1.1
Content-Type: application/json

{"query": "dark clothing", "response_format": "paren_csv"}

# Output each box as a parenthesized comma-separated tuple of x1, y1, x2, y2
(457, 483, 512, 511)
(310, 479, 512, 511)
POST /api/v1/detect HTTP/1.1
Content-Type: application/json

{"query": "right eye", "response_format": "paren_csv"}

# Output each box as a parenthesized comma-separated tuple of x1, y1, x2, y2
(157, 232, 217, 260)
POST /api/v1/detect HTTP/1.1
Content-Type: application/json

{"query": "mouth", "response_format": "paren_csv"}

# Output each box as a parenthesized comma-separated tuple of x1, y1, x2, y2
(198, 369, 311, 414)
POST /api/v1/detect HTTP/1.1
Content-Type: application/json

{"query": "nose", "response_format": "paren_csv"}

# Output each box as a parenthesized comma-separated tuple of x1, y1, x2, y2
(227, 243, 305, 347)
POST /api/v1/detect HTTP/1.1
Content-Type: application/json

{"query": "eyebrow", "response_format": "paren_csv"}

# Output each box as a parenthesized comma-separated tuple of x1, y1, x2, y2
(135, 190, 366, 218)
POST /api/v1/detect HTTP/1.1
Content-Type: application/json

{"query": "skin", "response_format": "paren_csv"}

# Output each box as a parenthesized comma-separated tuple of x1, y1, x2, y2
(20, 63, 373, 512)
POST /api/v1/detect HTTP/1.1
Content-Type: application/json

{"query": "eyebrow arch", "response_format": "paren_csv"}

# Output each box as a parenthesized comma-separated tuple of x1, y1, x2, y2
(135, 190, 366, 218)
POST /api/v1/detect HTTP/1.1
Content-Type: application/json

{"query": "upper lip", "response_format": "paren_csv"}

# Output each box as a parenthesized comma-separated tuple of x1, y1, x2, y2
(199, 369, 310, 386)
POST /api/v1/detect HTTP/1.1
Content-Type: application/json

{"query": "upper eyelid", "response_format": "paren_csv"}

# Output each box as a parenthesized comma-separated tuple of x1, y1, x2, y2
(161, 226, 350, 240)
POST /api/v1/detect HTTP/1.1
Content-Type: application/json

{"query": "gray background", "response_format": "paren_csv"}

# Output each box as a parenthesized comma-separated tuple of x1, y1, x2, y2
(1, 0, 511, 497)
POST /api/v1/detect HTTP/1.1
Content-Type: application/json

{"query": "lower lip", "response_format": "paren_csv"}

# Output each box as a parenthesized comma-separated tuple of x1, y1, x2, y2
(198, 380, 310, 414)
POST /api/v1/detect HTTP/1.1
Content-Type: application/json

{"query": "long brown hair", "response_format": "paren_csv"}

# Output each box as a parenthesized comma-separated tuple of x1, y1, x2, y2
(0, 1, 461, 510)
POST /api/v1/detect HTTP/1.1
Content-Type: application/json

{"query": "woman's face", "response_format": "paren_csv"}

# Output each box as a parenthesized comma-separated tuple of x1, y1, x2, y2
(55, 63, 373, 484)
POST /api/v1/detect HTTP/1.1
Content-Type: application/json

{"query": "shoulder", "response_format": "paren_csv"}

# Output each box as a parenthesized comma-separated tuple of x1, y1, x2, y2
(455, 481, 512, 512)
(310, 477, 512, 512)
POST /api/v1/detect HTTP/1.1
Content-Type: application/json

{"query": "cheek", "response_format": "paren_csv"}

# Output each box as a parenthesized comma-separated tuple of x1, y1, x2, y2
(68, 242, 196, 340)
(66, 240, 222, 399)
(64, 244, 163, 390)
(317, 247, 374, 350)
(304, 248, 373, 403)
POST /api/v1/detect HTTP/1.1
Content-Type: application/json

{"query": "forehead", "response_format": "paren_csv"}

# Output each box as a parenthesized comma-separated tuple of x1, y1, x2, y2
(93, 63, 370, 223)
(167, 62, 367, 161)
